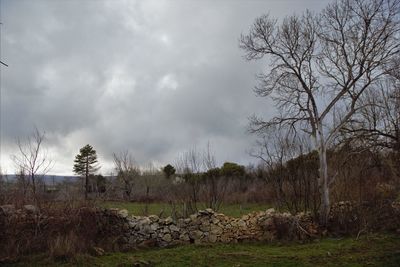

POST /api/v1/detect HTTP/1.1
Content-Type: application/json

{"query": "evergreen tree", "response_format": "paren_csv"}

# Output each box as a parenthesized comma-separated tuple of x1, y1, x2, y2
(73, 144, 100, 200)
(163, 164, 176, 179)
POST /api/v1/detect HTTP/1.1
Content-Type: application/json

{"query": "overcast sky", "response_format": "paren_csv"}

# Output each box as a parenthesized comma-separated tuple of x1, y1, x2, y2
(0, 0, 330, 175)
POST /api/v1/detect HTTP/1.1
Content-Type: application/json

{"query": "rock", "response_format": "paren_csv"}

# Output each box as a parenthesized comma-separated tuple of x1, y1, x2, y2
(205, 208, 214, 214)
(208, 234, 217, 243)
(118, 209, 129, 218)
(265, 208, 275, 215)
(211, 217, 220, 224)
(199, 224, 210, 232)
(179, 233, 190, 241)
(128, 220, 137, 228)
(200, 217, 210, 225)
(150, 223, 159, 231)
(162, 233, 172, 242)
(169, 224, 179, 232)
(210, 224, 223, 235)
(149, 215, 159, 222)
(190, 230, 203, 240)
(164, 216, 173, 225)
(139, 217, 151, 226)
(23, 205, 39, 214)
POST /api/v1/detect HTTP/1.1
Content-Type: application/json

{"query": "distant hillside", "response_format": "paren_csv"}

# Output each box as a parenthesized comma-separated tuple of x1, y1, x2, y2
(1, 175, 79, 184)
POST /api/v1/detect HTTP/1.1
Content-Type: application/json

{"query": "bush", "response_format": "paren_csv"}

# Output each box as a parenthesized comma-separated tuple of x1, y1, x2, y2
(0, 201, 126, 263)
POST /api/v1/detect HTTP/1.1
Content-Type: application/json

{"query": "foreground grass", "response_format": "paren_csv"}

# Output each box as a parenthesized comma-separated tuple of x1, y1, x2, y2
(100, 201, 274, 218)
(8, 234, 400, 267)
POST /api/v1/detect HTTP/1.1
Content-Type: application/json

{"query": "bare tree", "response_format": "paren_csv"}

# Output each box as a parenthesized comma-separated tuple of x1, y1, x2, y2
(11, 127, 53, 198)
(344, 79, 399, 150)
(113, 151, 140, 200)
(251, 129, 320, 216)
(202, 143, 226, 211)
(173, 147, 203, 215)
(342, 72, 400, 182)
(240, 0, 400, 224)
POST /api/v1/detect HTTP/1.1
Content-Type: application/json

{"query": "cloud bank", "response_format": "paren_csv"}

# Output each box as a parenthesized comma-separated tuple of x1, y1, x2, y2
(0, 0, 329, 175)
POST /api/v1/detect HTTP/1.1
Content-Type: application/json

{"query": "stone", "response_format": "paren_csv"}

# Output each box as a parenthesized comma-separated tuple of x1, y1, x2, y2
(162, 233, 172, 242)
(210, 224, 223, 235)
(205, 208, 214, 214)
(139, 217, 151, 226)
(150, 223, 159, 231)
(164, 216, 174, 225)
(128, 220, 137, 228)
(118, 209, 129, 218)
(190, 230, 203, 240)
(200, 217, 210, 226)
(211, 217, 220, 224)
(199, 224, 210, 232)
(208, 234, 217, 243)
(149, 215, 159, 222)
(169, 224, 179, 232)
(108, 208, 119, 215)
(179, 233, 190, 241)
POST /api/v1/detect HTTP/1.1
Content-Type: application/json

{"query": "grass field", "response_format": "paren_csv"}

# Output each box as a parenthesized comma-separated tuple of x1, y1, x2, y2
(100, 201, 274, 218)
(7, 234, 400, 266)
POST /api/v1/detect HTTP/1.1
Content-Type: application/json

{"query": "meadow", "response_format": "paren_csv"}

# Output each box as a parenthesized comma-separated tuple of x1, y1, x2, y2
(6, 234, 400, 266)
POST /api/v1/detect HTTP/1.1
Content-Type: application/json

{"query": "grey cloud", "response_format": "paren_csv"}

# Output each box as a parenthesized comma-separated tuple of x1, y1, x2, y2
(0, 0, 330, 174)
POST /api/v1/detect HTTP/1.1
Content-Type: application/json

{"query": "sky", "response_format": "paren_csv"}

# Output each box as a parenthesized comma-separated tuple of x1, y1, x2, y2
(0, 0, 330, 175)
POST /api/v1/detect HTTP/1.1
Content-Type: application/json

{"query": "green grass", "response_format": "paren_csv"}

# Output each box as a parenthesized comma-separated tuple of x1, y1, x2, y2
(100, 201, 274, 218)
(7, 234, 400, 266)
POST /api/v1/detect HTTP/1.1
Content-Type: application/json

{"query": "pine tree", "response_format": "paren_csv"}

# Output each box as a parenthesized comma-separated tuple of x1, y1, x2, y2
(73, 144, 100, 200)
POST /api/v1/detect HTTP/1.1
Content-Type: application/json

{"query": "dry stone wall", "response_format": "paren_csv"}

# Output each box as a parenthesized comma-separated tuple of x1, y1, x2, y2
(100, 208, 319, 248)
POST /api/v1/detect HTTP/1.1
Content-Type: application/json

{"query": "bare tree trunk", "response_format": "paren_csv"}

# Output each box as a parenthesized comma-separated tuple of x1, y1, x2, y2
(31, 172, 36, 197)
(318, 142, 330, 226)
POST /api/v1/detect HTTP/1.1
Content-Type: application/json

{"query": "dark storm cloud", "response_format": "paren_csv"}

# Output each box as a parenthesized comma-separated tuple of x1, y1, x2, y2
(0, 0, 330, 174)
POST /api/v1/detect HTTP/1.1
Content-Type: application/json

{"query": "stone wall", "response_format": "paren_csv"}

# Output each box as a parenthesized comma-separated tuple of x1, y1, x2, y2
(100, 208, 319, 248)
(3, 202, 398, 251)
